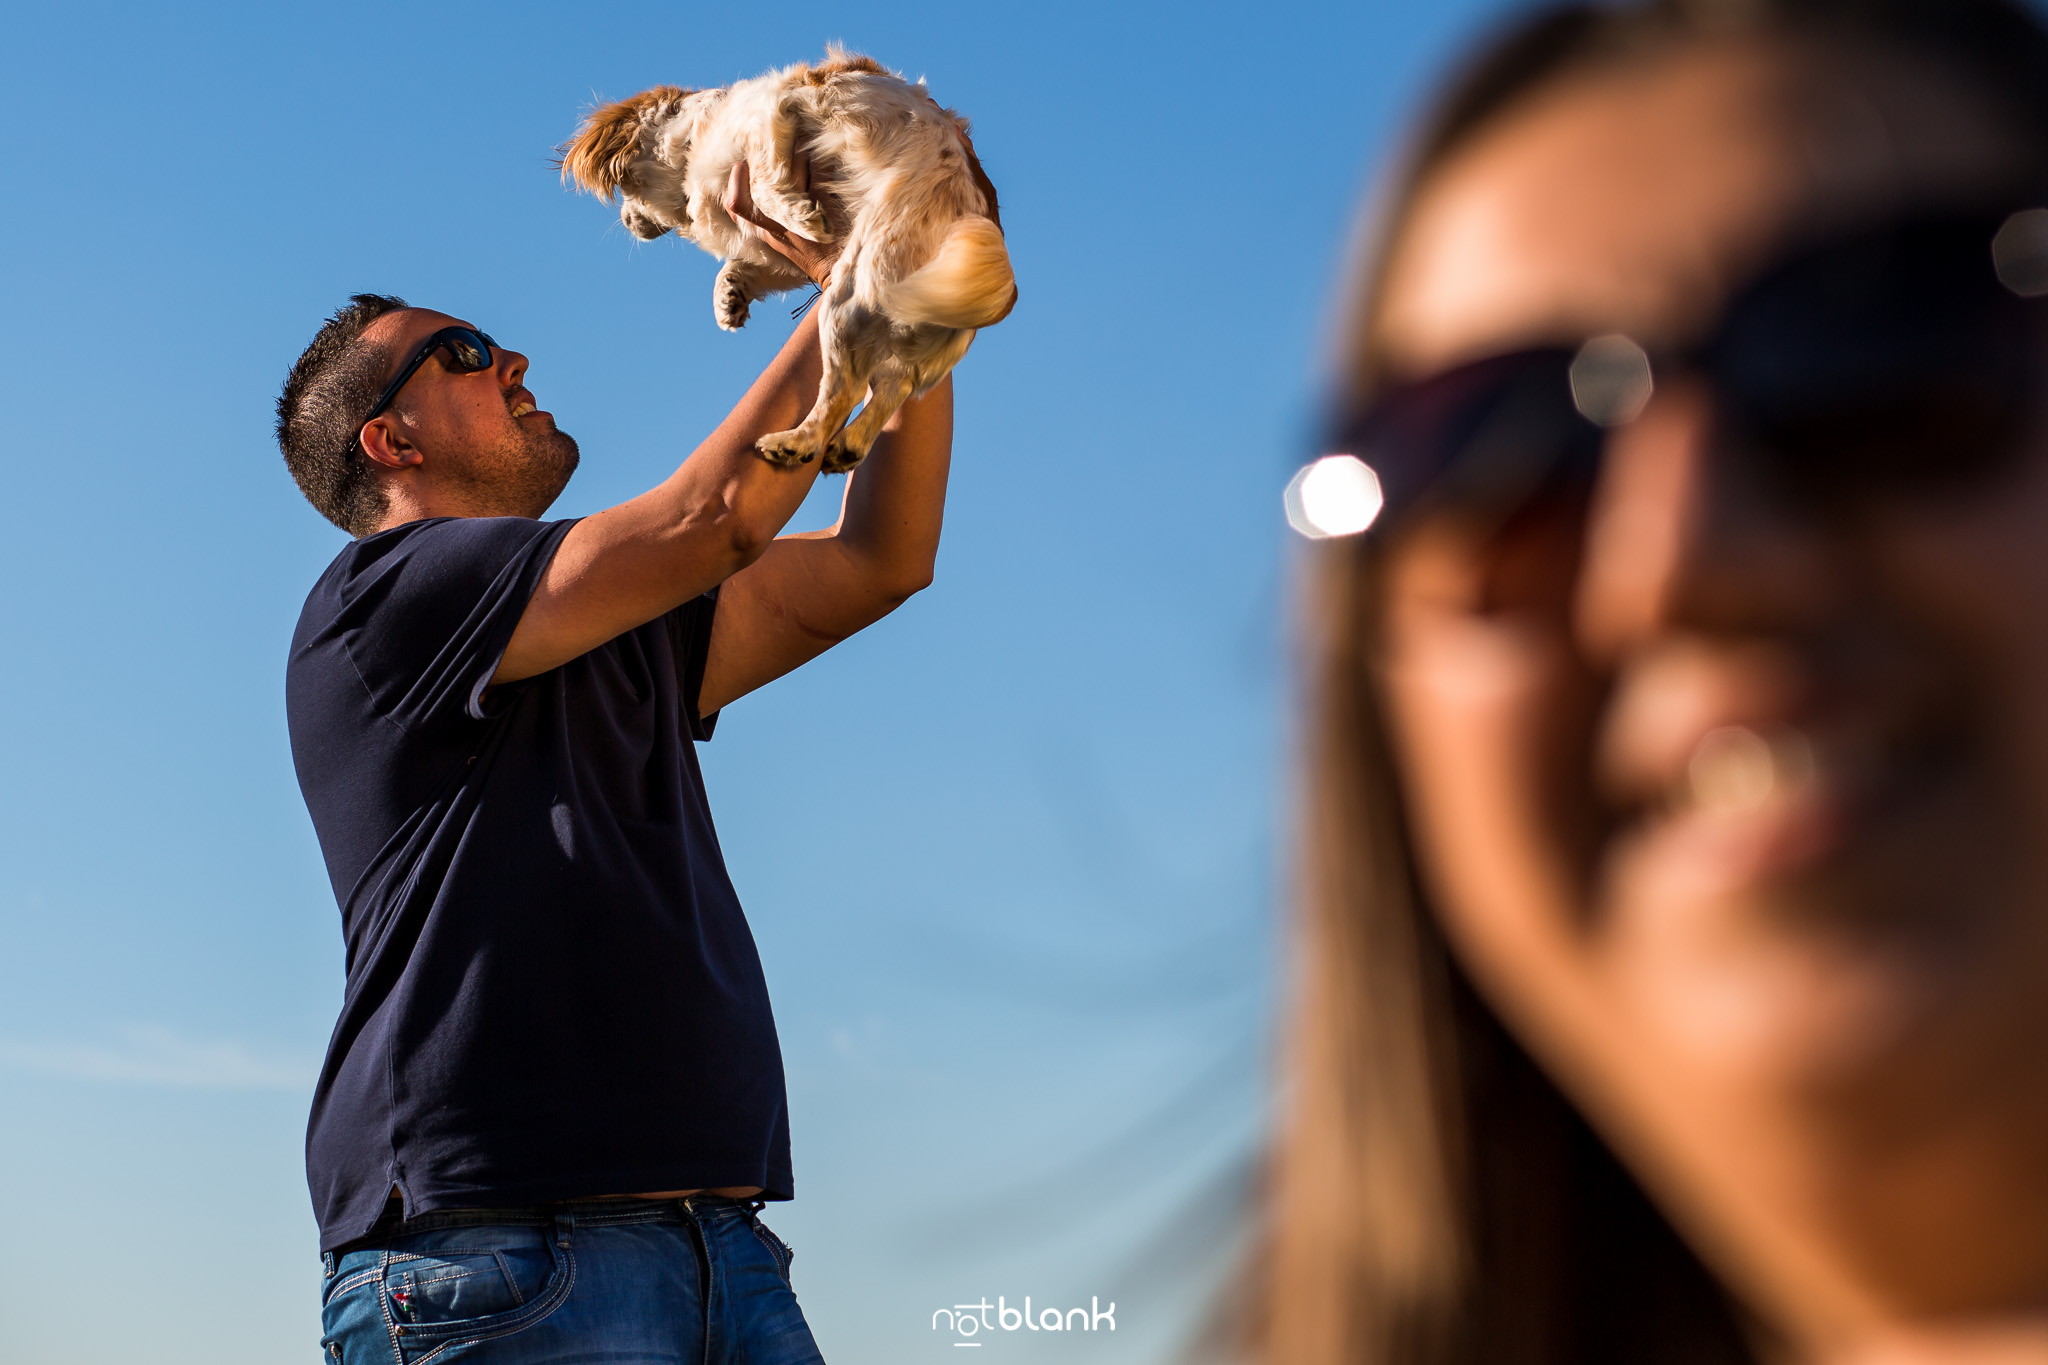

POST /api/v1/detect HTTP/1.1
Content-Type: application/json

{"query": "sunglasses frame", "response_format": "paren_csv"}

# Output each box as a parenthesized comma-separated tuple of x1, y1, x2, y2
(1329, 202, 2048, 536)
(350, 327, 499, 457)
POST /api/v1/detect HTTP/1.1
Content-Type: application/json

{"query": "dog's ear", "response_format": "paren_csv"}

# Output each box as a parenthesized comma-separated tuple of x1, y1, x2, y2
(805, 45, 888, 83)
(557, 86, 690, 200)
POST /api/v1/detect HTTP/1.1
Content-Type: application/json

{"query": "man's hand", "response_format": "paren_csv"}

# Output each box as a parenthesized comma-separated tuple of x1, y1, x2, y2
(723, 160, 840, 290)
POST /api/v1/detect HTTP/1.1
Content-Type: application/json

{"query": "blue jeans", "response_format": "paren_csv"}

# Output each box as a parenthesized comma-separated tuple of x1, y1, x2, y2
(319, 1196, 825, 1364)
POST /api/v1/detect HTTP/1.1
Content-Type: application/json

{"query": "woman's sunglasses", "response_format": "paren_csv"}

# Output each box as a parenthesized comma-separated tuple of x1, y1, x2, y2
(1325, 206, 2048, 535)
(350, 327, 499, 454)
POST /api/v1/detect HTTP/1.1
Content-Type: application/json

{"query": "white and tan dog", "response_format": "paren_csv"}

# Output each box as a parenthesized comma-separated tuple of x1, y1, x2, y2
(560, 49, 1015, 472)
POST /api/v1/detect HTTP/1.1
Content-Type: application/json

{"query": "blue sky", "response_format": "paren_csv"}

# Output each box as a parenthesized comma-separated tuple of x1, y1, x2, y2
(0, 2, 1517, 1361)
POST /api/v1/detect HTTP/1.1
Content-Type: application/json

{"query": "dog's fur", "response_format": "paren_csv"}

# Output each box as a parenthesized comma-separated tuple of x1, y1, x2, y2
(560, 49, 1015, 472)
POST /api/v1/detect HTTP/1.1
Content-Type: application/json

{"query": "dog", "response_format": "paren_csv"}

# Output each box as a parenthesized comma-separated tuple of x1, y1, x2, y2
(559, 49, 1015, 472)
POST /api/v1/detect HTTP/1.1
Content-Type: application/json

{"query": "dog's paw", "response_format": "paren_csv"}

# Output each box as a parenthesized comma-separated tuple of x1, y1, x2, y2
(714, 279, 752, 331)
(819, 448, 863, 475)
(755, 429, 817, 467)
(819, 436, 868, 474)
(790, 198, 834, 243)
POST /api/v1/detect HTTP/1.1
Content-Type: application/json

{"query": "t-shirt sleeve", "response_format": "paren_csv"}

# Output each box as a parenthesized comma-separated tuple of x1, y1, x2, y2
(333, 517, 578, 733)
(666, 586, 720, 742)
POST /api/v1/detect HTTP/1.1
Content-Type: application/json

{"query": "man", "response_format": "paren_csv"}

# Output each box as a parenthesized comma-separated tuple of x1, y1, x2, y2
(279, 168, 952, 1363)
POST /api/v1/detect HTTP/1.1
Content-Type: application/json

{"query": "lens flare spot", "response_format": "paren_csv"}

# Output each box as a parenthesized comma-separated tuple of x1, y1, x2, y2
(1285, 455, 1384, 538)
(1570, 334, 1655, 427)
(1686, 725, 1813, 814)
(1994, 208, 2048, 297)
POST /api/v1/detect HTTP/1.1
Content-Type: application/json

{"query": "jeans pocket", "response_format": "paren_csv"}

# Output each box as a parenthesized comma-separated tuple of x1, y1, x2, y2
(321, 1253, 393, 1363)
(382, 1226, 574, 1363)
(324, 1251, 387, 1312)
(386, 1250, 533, 1323)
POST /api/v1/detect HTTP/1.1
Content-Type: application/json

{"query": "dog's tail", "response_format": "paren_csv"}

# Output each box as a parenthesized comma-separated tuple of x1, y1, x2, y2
(882, 216, 1017, 329)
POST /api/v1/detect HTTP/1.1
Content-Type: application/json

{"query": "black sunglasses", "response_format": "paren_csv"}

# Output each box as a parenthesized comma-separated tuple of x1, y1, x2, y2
(350, 327, 499, 454)
(1326, 205, 2048, 535)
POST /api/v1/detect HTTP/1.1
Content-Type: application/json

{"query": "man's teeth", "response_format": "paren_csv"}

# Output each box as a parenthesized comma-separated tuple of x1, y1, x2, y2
(511, 401, 535, 418)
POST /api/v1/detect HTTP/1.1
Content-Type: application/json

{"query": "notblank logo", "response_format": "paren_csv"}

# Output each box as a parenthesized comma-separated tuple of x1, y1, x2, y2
(933, 1296, 1116, 1347)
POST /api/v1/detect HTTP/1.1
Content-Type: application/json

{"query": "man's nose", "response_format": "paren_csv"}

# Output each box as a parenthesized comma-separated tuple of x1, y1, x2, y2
(498, 348, 529, 387)
(1573, 378, 1843, 662)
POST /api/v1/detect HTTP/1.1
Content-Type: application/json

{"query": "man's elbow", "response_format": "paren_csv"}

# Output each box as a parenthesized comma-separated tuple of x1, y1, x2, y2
(842, 566, 935, 626)
(724, 517, 774, 569)
(714, 493, 785, 570)
(874, 558, 936, 607)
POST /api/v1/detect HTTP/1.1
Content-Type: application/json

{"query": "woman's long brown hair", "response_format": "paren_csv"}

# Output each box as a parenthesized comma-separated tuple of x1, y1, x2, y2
(1256, 3, 2048, 1362)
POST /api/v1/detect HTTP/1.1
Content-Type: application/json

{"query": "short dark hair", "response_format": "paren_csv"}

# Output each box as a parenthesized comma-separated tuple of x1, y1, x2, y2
(276, 293, 410, 537)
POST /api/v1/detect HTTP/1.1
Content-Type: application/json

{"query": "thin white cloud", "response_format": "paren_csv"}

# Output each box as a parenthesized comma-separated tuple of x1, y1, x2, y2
(0, 1024, 315, 1091)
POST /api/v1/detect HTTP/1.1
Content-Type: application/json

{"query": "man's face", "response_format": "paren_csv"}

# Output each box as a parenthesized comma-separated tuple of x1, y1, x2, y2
(358, 308, 579, 520)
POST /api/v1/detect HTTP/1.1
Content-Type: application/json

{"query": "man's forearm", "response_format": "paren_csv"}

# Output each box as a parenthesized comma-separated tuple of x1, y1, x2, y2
(660, 310, 828, 540)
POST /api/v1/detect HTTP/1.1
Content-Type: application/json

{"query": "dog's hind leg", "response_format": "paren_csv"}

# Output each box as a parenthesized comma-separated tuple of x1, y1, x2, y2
(756, 336, 867, 467)
(821, 362, 917, 473)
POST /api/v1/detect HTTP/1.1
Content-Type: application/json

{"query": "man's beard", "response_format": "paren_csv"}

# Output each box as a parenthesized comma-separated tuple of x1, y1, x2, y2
(464, 421, 581, 519)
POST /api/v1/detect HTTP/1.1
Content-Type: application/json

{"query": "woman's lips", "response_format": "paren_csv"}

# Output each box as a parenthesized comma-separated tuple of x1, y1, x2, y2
(1638, 726, 1848, 891)
(1682, 723, 1814, 815)
(1610, 717, 1957, 898)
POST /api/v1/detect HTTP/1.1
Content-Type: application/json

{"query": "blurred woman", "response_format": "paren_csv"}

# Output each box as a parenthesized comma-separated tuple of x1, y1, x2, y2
(1265, 2, 2048, 1361)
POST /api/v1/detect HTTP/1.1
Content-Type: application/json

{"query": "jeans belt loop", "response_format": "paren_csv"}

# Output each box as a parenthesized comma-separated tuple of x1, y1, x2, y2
(552, 1210, 575, 1250)
(323, 1250, 336, 1279)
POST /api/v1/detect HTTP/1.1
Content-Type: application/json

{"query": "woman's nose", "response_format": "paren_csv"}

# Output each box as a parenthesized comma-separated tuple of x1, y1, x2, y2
(1573, 378, 1844, 663)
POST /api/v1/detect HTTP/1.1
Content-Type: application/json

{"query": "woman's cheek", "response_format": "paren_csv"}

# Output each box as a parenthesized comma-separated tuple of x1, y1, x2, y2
(1886, 461, 2048, 846)
(1381, 605, 1611, 1060)
(1869, 464, 2048, 1027)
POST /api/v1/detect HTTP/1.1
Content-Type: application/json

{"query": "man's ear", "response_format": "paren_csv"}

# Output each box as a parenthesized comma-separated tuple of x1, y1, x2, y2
(358, 415, 423, 472)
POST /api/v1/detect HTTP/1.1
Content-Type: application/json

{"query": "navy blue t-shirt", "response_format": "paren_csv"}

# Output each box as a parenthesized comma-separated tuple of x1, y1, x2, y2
(286, 516, 791, 1253)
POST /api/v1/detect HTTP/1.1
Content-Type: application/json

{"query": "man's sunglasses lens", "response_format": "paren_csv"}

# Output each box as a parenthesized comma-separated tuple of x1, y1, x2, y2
(441, 330, 495, 370)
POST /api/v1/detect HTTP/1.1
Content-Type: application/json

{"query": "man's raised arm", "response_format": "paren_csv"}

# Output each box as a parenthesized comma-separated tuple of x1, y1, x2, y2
(698, 372, 952, 713)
